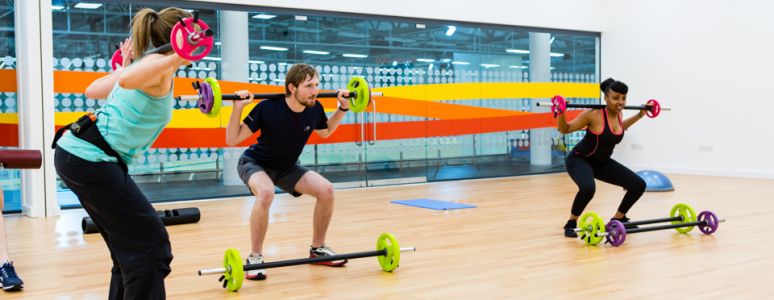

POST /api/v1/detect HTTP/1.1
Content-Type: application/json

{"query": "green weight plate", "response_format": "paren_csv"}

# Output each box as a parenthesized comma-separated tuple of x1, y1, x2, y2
(376, 233, 400, 272)
(578, 212, 606, 245)
(223, 248, 244, 292)
(670, 203, 697, 233)
(347, 77, 370, 113)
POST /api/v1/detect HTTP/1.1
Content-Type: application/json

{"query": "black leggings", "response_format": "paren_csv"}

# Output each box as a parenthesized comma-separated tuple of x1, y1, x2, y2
(55, 148, 172, 300)
(566, 153, 646, 217)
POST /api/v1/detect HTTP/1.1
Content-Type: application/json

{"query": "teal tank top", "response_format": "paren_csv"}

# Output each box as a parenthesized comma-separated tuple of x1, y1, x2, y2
(56, 83, 173, 165)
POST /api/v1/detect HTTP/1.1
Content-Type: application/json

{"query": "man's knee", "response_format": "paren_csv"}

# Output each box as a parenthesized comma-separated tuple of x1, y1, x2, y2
(319, 181, 334, 199)
(251, 186, 274, 207)
(248, 174, 275, 202)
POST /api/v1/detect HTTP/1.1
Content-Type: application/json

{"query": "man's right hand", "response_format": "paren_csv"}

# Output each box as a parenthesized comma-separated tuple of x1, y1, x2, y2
(233, 90, 254, 111)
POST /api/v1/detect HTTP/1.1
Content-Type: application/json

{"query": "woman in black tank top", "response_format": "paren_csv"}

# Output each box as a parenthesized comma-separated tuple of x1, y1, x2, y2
(556, 78, 651, 238)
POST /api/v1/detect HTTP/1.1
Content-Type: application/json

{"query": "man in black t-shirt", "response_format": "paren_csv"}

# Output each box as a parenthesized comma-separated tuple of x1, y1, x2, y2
(225, 63, 352, 281)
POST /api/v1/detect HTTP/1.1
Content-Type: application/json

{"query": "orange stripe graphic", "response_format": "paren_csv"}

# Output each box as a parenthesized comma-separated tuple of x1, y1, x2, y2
(0, 70, 15, 92)
(1, 111, 582, 148)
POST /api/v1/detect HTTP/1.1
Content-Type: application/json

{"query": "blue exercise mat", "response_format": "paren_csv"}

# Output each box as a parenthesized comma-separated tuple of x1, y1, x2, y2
(390, 198, 476, 210)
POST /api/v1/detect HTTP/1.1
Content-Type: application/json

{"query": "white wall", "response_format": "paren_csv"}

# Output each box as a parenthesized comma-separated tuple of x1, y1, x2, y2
(190, 0, 774, 178)
(600, 0, 774, 178)
(192, 0, 605, 32)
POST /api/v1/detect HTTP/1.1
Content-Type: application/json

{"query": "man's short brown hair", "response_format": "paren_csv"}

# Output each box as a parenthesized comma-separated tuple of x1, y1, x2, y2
(285, 63, 319, 96)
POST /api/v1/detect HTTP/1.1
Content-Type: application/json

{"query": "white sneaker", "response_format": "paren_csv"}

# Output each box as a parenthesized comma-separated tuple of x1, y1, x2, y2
(245, 254, 267, 280)
(310, 245, 348, 267)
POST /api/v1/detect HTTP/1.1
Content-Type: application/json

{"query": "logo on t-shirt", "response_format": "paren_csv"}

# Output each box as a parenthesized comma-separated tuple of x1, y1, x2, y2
(304, 125, 311, 131)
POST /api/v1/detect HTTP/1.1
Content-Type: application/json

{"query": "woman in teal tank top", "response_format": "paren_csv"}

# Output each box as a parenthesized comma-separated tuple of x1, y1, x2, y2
(53, 7, 191, 300)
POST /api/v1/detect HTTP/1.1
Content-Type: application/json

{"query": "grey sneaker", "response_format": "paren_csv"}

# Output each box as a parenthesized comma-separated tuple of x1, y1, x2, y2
(245, 254, 267, 280)
(309, 245, 348, 267)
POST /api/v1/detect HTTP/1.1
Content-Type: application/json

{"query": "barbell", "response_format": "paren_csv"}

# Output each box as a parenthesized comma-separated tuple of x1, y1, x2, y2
(575, 203, 724, 247)
(176, 76, 381, 117)
(198, 233, 414, 292)
(537, 95, 671, 118)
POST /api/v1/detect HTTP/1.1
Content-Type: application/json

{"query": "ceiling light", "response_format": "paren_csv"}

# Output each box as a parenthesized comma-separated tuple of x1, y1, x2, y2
(303, 50, 330, 55)
(260, 46, 288, 51)
(252, 14, 276, 20)
(445, 26, 456, 36)
(74, 2, 102, 9)
(506, 49, 529, 54)
(507, 48, 565, 57)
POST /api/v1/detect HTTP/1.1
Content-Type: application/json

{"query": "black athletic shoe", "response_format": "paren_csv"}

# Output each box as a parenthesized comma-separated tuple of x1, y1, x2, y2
(0, 261, 23, 291)
(611, 216, 639, 229)
(563, 220, 578, 238)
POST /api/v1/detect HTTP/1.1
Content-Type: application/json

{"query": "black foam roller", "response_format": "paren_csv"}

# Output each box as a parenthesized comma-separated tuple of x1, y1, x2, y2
(82, 207, 201, 234)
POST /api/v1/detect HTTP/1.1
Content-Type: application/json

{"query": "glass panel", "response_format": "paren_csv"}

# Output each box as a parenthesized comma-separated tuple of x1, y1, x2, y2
(51, 1, 225, 208)
(282, 14, 369, 187)
(0, 0, 20, 213)
(552, 34, 599, 153)
(47, 0, 599, 206)
(360, 20, 429, 185)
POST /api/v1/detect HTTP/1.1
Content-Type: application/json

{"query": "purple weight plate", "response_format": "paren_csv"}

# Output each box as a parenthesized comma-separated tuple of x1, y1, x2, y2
(698, 211, 719, 234)
(198, 81, 214, 114)
(605, 219, 627, 247)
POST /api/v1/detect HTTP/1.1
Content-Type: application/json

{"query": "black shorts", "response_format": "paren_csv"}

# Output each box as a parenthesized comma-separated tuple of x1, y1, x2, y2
(237, 155, 309, 197)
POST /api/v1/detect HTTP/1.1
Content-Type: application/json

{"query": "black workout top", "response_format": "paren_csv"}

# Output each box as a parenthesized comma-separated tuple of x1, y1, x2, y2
(571, 109, 624, 163)
(242, 98, 329, 170)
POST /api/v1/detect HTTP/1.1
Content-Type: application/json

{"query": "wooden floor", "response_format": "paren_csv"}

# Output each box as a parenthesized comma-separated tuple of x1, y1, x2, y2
(4, 173, 774, 299)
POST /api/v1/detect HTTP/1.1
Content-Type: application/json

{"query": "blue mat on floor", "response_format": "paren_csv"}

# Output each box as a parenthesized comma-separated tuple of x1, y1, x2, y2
(390, 198, 476, 210)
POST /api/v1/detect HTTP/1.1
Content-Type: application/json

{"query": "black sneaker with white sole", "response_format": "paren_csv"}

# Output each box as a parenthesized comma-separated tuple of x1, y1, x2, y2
(0, 261, 23, 291)
(611, 216, 639, 229)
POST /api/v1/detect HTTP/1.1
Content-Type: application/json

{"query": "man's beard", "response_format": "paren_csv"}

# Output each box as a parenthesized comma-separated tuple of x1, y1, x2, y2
(295, 95, 316, 107)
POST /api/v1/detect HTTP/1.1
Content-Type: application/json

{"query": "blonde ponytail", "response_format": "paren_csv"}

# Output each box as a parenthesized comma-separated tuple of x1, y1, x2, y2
(130, 7, 191, 57)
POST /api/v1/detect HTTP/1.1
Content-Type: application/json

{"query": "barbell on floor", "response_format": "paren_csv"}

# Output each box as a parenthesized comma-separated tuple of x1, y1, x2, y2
(198, 233, 415, 292)
(604, 210, 723, 246)
(575, 203, 724, 246)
